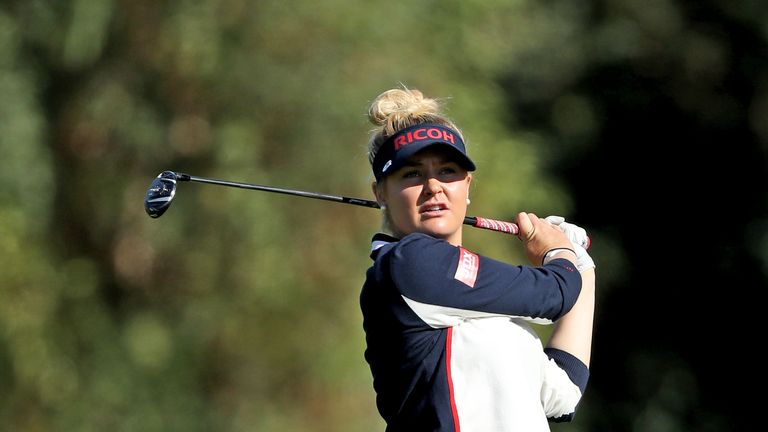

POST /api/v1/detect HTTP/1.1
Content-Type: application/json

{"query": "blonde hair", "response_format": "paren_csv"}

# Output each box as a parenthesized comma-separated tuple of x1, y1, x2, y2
(367, 87, 464, 166)
(367, 87, 468, 236)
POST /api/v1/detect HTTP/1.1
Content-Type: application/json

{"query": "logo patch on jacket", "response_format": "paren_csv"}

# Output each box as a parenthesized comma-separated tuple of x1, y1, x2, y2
(454, 248, 479, 287)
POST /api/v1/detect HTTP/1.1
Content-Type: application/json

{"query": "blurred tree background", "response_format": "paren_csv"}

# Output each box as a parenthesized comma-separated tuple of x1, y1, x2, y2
(0, 0, 765, 431)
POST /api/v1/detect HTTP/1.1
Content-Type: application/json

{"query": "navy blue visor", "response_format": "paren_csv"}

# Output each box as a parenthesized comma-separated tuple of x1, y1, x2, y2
(372, 123, 476, 181)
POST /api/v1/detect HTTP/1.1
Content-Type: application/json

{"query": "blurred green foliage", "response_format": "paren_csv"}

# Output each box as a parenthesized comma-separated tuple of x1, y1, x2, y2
(2, 0, 766, 431)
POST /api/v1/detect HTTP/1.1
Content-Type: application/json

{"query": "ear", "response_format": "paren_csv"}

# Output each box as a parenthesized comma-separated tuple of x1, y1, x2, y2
(371, 181, 385, 206)
(466, 173, 473, 196)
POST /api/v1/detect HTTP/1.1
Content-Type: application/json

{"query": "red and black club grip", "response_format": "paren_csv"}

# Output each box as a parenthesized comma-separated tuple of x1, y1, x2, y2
(465, 216, 591, 250)
(465, 216, 520, 234)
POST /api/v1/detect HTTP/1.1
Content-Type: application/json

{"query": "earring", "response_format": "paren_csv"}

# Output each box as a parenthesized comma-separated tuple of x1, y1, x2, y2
(466, 198, 471, 205)
(380, 204, 387, 210)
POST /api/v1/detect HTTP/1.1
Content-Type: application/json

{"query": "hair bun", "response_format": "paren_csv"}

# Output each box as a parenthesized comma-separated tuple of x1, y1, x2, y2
(367, 88, 441, 130)
(366, 87, 464, 167)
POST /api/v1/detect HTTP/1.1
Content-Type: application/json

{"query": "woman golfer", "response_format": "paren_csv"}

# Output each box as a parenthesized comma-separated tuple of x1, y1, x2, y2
(360, 87, 596, 431)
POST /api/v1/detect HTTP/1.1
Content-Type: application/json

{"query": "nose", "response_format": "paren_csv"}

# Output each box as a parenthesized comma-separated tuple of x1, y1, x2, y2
(423, 176, 443, 197)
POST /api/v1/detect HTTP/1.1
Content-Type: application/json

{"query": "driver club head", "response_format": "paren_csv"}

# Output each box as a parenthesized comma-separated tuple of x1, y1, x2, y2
(144, 171, 179, 218)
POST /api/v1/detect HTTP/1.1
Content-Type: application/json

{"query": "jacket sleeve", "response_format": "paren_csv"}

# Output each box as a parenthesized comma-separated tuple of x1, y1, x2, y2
(386, 233, 582, 327)
(541, 348, 589, 422)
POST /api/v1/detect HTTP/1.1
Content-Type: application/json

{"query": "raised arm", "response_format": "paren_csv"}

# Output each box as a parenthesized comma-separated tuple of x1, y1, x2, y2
(546, 267, 595, 366)
(543, 216, 596, 366)
(538, 216, 596, 422)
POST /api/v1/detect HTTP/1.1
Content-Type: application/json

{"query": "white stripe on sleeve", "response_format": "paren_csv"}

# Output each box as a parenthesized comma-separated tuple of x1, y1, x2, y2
(402, 295, 554, 328)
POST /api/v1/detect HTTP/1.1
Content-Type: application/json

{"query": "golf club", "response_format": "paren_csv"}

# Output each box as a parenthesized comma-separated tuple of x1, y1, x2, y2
(145, 171, 574, 240)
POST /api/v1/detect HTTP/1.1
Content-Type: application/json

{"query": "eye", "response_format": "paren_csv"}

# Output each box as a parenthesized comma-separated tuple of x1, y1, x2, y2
(439, 166, 457, 175)
(402, 169, 421, 179)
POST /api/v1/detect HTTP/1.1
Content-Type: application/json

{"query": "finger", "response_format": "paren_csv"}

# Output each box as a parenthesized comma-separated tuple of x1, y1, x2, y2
(532, 215, 561, 238)
(526, 213, 544, 241)
(515, 212, 535, 242)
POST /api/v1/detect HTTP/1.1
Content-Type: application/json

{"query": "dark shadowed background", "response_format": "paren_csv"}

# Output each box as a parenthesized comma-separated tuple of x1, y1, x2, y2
(1, 1, 765, 431)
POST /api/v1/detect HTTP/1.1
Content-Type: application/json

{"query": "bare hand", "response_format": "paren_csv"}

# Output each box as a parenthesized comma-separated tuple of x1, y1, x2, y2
(516, 212, 575, 265)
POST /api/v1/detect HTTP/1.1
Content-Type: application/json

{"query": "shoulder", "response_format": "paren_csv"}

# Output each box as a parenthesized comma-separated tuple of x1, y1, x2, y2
(397, 232, 444, 247)
(371, 233, 459, 277)
(397, 232, 460, 251)
(373, 232, 450, 258)
(389, 232, 457, 260)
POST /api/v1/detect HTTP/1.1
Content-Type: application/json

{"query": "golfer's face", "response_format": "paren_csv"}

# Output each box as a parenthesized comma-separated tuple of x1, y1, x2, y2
(382, 147, 472, 246)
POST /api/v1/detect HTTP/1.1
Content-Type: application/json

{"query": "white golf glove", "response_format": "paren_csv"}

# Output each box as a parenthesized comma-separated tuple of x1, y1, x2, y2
(545, 215, 595, 272)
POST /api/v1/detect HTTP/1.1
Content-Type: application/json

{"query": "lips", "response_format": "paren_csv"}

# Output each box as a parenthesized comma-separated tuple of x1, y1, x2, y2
(419, 202, 449, 216)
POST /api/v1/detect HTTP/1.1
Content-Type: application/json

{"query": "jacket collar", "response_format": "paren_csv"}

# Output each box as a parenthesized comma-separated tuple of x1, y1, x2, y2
(370, 233, 399, 259)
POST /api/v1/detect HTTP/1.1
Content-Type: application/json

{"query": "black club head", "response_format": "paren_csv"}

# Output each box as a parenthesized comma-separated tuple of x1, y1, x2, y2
(144, 171, 179, 218)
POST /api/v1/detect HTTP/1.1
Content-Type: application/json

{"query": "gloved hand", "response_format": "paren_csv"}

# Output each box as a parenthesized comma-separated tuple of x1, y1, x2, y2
(545, 216, 590, 249)
(545, 216, 595, 272)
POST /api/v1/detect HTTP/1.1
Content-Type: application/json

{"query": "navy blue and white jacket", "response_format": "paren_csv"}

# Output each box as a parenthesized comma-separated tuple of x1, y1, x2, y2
(360, 233, 589, 432)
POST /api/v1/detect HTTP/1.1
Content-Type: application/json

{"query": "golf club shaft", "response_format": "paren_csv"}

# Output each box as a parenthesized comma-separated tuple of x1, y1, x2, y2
(175, 172, 520, 235)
